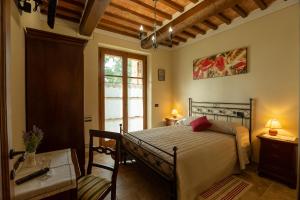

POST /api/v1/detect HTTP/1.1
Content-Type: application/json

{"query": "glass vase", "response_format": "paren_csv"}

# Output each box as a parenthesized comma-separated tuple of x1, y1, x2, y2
(24, 151, 37, 168)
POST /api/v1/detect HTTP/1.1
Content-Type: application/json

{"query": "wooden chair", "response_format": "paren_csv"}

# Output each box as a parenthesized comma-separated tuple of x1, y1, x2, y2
(77, 130, 121, 200)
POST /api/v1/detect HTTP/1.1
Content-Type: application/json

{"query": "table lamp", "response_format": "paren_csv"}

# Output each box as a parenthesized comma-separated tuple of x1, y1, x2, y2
(171, 109, 178, 119)
(265, 119, 282, 136)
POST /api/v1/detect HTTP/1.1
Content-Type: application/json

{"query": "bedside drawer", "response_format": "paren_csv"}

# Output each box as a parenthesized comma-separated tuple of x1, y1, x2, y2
(260, 140, 293, 156)
(260, 140, 295, 169)
(257, 135, 298, 188)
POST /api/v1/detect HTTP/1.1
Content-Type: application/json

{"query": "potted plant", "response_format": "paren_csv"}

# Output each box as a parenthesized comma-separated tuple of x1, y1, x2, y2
(23, 125, 44, 167)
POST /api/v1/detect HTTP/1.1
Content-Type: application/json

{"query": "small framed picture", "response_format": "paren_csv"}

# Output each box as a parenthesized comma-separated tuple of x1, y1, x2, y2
(158, 69, 165, 81)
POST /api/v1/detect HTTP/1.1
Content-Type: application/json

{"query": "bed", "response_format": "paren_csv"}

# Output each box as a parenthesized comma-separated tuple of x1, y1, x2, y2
(120, 98, 253, 200)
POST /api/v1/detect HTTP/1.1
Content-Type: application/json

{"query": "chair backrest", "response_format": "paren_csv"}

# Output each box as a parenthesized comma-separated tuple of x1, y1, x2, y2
(87, 130, 121, 183)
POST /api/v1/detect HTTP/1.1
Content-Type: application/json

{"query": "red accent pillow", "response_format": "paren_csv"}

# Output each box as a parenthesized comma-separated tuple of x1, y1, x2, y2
(190, 116, 212, 132)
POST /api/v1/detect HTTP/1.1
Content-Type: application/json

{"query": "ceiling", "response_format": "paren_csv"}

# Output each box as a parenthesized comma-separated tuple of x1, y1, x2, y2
(41, 0, 279, 48)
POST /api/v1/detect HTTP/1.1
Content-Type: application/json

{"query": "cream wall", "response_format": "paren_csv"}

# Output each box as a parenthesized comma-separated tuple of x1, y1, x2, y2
(171, 4, 299, 161)
(10, 1, 173, 150)
(9, 1, 300, 162)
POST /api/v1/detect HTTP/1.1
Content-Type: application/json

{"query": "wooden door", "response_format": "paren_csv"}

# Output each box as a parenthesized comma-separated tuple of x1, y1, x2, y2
(0, 0, 13, 199)
(25, 29, 86, 174)
(99, 48, 147, 142)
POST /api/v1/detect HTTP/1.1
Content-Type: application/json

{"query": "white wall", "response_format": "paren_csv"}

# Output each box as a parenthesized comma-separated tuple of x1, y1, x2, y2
(10, 2, 173, 150)
(171, 4, 300, 161)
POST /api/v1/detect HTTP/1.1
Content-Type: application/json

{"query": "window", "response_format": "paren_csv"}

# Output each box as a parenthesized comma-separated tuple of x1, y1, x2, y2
(99, 48, 147, 134)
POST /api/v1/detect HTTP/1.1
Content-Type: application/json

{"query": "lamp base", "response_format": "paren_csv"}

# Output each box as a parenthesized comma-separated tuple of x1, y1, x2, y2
(269, 129, 278, 136)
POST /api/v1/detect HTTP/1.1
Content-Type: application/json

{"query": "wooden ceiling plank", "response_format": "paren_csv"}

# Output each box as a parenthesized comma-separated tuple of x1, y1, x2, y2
(110, 2, 163, 26)
(202, 20, 218, 30)
(216, 13, 231, 25)
(182, 30, 196, 38)
(232, 4, 248, 18)
(104, 12, 153, 31)
(252, 0, 267, 10)
(141, 0, 243, 49)
(100, 18, 139, 33)
(129, 0, 172, 20)
(159, 0, 184, 12)
(191, 25, 206, 34)
(79, 0, 111, 35)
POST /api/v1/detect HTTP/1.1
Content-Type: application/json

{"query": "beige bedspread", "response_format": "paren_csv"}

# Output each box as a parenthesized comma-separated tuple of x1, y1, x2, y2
(123, 125, 250, 200)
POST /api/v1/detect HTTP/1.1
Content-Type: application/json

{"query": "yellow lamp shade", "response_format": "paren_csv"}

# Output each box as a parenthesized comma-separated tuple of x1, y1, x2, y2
(265, 119, 282, 129)
(265, 119, 282, 136)
(171, 109, 178, 118)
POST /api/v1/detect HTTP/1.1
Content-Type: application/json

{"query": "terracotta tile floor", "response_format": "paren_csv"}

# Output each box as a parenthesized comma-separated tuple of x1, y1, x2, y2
(90, 154, 297, 200)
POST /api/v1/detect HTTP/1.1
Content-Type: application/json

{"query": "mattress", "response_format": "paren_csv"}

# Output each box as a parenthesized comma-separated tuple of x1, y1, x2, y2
(122, 125, 249, 200)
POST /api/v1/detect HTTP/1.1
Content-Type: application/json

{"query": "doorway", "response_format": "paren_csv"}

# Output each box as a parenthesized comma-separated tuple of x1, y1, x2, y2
(99, 48, 147, 140)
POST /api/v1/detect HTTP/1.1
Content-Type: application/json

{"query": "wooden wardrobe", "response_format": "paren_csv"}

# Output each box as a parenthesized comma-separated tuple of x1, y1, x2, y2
(25, 28, 86, 173)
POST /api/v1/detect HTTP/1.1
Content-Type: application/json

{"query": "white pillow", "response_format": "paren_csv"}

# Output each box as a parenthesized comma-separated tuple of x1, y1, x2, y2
(175, 116, 198, 126)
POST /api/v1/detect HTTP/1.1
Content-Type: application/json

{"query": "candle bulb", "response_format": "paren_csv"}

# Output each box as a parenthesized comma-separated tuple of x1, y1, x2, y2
(139, 25, 144, 32)
(169, 26, 173, 33)
(152, 35, 156, 41)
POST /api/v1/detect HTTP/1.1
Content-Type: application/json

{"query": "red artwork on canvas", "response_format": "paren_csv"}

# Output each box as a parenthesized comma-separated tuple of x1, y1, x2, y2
(193, 48, 247, 79)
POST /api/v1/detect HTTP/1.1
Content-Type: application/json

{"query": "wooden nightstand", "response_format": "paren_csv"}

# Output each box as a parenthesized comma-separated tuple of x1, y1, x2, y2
(257, 134, 298, 188)
(165, 118, 178, 126)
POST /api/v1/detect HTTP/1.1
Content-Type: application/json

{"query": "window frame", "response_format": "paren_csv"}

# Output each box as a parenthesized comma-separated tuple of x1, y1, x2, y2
(99, 48, 147, 133)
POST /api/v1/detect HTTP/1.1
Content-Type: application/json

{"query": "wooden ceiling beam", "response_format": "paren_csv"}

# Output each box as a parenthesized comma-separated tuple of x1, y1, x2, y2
(41, 9, 80, 23)
(159, 40, 179, 47)
(232, 4, 248, 18)
(165, 39, 179, 45)
(100, 18, 139, 33)
(42, 3, 82, 17)
(141, 0, 243, 49)
(191, 25, 206, 35)
(159, 0, 184, 12)
(59, 0, 86, 8)
(216, 13, 231, 25)
(79, 0, 111, 36)
(110, 2, 163, 26)
(188, 0, 198, 3)
(182, 30, 196, 38)
(252, 0, 267, 10)
(97, 24, 139, 38)
(129, 0, 172, 20)
(104, 12, 153, 31)
(202, 20, 218, 30)
(174, 35, 187, 42)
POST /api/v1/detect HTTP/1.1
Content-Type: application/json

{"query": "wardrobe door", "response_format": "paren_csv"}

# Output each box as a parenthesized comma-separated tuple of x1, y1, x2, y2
(25, 29, 86, 173)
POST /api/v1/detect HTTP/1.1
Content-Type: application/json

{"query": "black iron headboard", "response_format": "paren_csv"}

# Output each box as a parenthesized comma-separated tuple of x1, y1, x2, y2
(189, 98, 253, 143)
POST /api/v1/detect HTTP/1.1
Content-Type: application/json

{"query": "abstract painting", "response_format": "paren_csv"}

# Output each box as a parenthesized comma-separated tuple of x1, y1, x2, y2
(193, 47, 248, 80)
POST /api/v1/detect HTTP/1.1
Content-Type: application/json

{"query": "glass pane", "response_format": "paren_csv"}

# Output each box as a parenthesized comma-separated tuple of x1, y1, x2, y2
(128, 58, 143, 78)
(104, 54, 122, 76)
(128, 78, 143, 132)
(105, 77, 123, 132)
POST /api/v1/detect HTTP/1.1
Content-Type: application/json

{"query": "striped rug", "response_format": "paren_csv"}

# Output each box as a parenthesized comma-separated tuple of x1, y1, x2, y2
(198, 176, 252, 200)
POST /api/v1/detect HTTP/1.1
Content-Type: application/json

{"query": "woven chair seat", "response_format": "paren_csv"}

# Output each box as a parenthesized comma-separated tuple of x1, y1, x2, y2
(78, 175, 111, 200)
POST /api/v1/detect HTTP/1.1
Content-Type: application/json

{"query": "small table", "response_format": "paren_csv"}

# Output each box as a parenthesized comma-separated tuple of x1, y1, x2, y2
(257, 134, 298, 188)
(165, 117, 179, 126)
(14, 149, 80, 200)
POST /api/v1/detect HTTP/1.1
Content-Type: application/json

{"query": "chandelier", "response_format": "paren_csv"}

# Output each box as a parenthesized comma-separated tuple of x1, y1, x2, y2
(139, 0, 173, 48)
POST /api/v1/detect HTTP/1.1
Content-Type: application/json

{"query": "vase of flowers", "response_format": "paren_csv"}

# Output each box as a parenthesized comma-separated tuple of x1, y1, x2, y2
(23, 125, 44, 168)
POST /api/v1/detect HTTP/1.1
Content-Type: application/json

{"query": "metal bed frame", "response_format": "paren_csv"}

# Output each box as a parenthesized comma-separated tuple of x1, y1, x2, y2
(120, 97, 253, 200)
